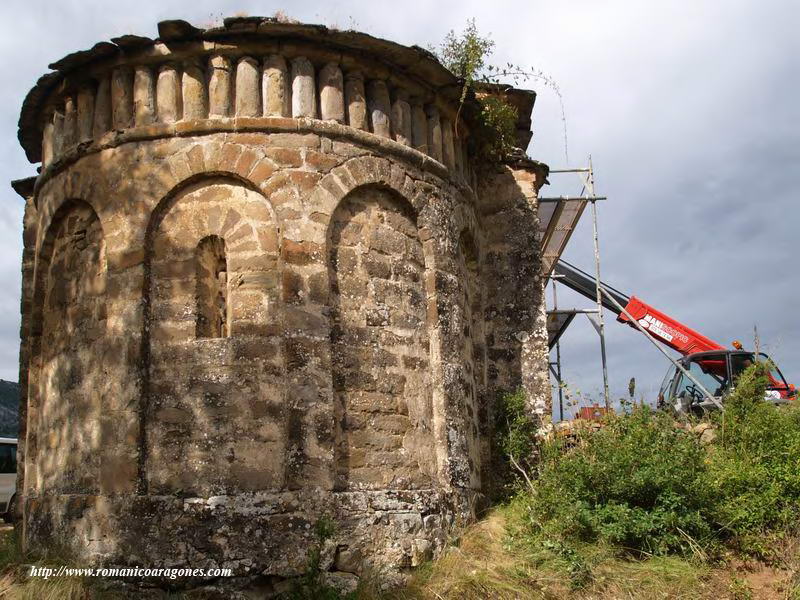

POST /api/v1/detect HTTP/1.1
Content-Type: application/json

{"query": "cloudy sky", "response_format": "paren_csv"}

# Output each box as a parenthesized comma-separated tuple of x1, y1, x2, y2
(0, 1, 797, 415)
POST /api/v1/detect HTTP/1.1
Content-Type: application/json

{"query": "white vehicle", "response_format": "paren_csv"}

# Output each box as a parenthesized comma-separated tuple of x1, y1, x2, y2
(0, 437, 17, 522)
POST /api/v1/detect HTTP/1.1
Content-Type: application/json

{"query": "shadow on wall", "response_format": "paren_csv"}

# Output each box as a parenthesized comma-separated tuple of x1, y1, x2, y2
(457, 230, 485, 490)
(329, 185, 436, 491)
(27, 199, 107, 496)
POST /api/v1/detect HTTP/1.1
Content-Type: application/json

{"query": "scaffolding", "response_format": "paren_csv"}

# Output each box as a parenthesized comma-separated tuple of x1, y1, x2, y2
(543, 161, 725, 419)
(541, 158, 610, 419)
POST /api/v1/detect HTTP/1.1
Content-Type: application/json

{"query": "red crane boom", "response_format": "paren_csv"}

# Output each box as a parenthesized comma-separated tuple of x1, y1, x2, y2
(553, 259, 795, 402)
(616, 296, 725, 356)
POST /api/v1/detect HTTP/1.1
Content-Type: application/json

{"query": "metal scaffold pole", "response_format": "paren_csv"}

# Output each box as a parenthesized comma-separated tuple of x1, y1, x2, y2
(545, 158, 610, 416)
(553, 281, 564, 420)
(587, 157, 611, 409)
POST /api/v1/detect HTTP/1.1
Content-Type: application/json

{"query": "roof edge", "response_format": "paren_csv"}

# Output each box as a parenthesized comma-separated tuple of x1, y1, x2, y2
(18, 17, 540, 165)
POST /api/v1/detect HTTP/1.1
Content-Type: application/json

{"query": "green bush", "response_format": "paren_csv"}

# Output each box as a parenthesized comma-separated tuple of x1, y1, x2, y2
(285, 516, 356, 600)
(490, 389, 540, 501)
(510, 362, 800, 562)
(520, 407, 716, 556)
(470, 96, 519, 166)
(708, 363, 800, 551)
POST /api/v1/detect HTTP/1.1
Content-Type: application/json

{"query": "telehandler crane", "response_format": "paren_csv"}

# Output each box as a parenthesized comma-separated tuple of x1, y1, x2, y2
(554, 260, 795, 413)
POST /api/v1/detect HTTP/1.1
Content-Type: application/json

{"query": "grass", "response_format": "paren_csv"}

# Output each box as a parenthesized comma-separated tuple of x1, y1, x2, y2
(0, 528, 127, 600)
(0, 576, 104, 600)
(388, 511, 549, 599)
(369, 505, 799, 600)
(380, 509, 715, 599)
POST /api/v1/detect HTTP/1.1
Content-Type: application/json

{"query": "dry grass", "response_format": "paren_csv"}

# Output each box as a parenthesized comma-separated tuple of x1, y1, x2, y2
(0, 528, 126, 600)
(380, 510, 707, 600)
(387, 512, 555, 599)
(362, 508, 800, 600)
(0, 573, 105, 600)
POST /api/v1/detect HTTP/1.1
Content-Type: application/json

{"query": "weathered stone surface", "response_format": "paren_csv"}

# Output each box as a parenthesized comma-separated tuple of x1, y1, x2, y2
(41, 121, 54, 166)
(425, 104, 443, 163)
(133, 66, 155, 126)
(262, 55, 289, 117)
(29, 201, 106, 496)
(182, 59, 208, 119)
(454, 137, 464, 175)
(51, 110, 64, 156)
(62, 96, 77, 148)
(156, 64, 181, 123)
(330, 187, 435, 490)
(157, 19, 201, 40)
(208, 55, 232, 118)
(367, 79, 391, 138)
(77, 86, 95, 142)
(291, 56, 316, 118)
(319, 63, 345, 123)
(14, 18, 550, 598)
(235, 56, 261, 117)
(477, 164, 550, 493)
(92, 76, 111, 138)
(391, 89, 412, 146)
(111, 66, 134, 129)
(345, 71, 367, 130)
(441, 117, 455, 170)
(411, 100, 427, 153)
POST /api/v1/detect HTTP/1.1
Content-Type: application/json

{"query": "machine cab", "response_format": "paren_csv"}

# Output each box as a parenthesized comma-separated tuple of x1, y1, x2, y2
(657, 351, 795, 415)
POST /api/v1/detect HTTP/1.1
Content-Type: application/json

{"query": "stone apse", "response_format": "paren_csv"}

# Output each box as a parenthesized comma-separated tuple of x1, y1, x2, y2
(12, 17, 551, 588)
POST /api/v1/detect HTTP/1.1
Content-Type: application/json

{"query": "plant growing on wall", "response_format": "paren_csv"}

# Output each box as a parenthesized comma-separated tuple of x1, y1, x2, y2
(490, 389, 540, 500)
(432, 19, 569, 164)
(435, 19, 495, 112)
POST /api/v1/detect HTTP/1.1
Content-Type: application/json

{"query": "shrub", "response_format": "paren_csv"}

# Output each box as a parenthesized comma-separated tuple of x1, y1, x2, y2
(431, 20, 568, 165)
(519, 407, 716, 556)
(285, 516, 356, 600)
(490, 389, 540, 501)
(708, 362, 800, 552)
(508, 362, 800, 566)
(470, 96, 519, 166)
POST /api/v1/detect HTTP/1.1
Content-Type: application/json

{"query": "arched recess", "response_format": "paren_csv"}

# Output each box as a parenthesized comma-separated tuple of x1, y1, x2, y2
(457, 229, 486, 489)
(329, 184, 435, 490)
(26, 199, 107, 495)
(141, 175, 285, 496)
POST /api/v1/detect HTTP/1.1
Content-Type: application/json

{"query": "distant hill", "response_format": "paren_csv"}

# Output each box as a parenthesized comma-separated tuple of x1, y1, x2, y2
(0, 380, 19, 438)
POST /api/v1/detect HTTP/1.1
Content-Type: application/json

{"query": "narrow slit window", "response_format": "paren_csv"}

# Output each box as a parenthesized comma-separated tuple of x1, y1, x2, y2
(195, 235, 228, 338)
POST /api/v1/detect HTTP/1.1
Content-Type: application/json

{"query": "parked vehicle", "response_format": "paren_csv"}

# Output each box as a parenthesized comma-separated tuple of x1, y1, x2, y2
(656, 351, 793, 414)
(0, 437, 17, 523)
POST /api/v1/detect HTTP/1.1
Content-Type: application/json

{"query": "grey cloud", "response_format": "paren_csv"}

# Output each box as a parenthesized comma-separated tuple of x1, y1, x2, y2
(0, 0, 796, 410)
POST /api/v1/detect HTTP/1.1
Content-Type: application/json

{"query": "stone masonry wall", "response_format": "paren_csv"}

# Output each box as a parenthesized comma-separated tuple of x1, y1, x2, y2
(480, 163, 551, 428)
(21, 133, 493, 578)
(14, 19, 550, 593)
(330, 186, 435, 491)
(456, 231, 486, 490)
(28, 201, 107, 496)
(146, 179, 285, 495)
